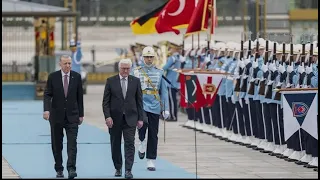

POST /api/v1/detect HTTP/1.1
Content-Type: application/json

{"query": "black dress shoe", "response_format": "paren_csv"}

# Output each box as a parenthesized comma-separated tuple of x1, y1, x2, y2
(68, 169, 77, 179)
(125, 170, 133, 179)
(314, 168, 318, 172)
(138, 151, 145, 159)
(115, 169, 122, 177)
(56, 171, 64, 178)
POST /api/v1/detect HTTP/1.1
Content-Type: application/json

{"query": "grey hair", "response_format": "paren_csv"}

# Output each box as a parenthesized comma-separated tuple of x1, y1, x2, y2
(118, 58, 132, 69)
(60, 55, 72, 61)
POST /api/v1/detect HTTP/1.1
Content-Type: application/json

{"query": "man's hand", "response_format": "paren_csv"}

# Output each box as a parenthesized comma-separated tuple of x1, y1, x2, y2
(106, 117, 113, 128)
(79, 117, 84, 125)
(137, 120, 143, 129)
(43, 111, 50, 120)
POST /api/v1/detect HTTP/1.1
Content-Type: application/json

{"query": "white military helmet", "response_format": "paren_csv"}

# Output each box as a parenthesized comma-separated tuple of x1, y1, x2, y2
(142, 46, 155, 57)
(258, 38, 266, 49)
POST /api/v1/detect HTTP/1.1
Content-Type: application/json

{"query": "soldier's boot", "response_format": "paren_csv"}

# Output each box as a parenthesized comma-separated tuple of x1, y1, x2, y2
(147, 159, 156, 171)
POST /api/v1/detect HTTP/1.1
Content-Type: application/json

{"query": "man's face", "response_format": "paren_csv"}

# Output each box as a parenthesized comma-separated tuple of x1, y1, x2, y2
(144, 56, 154, 65)
(119, 63, 131, 77)
(60, 56, 72, 74)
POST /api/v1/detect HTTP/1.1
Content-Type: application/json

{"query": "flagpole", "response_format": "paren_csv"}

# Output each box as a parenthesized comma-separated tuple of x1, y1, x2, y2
(209, 0, 215, 42)
(192, 34, 195, 68)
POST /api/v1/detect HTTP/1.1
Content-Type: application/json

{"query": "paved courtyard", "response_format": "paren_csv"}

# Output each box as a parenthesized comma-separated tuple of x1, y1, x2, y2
(2, 85, 318, 178)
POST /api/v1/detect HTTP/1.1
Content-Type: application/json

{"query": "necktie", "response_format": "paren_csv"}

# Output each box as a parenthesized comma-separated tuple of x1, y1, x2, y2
(121, 77, 127, 99)
(64, 74, 69, 97)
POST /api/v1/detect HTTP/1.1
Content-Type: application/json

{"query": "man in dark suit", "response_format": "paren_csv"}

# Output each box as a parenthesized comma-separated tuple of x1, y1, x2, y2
(102, 58, 144, 179)
(43, 55, 84, 179)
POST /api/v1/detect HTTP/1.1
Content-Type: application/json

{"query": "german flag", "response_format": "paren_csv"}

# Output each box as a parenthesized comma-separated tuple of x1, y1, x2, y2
(130, 2, 168, 35)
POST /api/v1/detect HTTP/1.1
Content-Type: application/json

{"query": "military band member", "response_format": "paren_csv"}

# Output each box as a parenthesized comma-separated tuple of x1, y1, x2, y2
(131, 46, 170, 171)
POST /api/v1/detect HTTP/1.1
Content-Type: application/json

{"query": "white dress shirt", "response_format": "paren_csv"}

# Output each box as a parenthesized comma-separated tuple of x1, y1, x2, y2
(61, 70, 70, 87)
(119, 74, 128, 92)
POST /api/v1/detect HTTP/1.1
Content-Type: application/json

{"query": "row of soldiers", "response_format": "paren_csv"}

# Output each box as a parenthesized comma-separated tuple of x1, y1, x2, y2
(126, 36, 318, 171)
(172, 36, 318, 171)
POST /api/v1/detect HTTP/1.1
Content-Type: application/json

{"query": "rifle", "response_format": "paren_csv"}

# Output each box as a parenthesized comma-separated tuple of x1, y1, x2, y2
(240, 38, 252, 92)
(297, 38, 306, 87)
(234, 36, 245, 92)
(248, 36, 260, 95)
(306, 41, 314, 87)
(265, 40, 279, 99)
(274, 42, 288, 100)
(258, 38, 269, 95)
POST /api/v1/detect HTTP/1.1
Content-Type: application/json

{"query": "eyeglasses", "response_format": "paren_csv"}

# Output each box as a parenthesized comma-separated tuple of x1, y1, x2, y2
(144, 56, 154, 59)
(121, 67, 131, 71)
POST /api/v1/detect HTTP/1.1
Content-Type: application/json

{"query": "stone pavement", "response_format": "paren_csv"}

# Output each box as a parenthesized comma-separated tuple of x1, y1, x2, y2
(2, 85, 318, 179)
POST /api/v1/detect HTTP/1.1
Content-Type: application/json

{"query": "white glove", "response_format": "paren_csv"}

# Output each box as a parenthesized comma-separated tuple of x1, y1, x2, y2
(252, 60, 258, 69)
(231, 94, 236, 104)
(245, 98, 249, 104)
(250, 77, 256, 82)
(298, 64, 305, 74)
(306, 65, 313, 74)
(244, 58, 250, 65)
(180, 56, 186, 63)
(162, 111, 170, 120)
(276, 82, 282, 87)
(267, 80, 274, 85)
(215, 68, 221, 71)
(239, 60, 245, 68)
(278, 64, 286, 74)
(286, 83, 291, 88)
(261, 63, 268, 73)
(270, 62, 277, 72)
(287, 63, 294, 73)
(204, 55, 210, 63)
(220, 69, 226, 73)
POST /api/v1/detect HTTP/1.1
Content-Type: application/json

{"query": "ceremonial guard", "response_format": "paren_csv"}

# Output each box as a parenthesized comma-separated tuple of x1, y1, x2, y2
(70, 37, 83, 74)
(131, 46, 170, 171)
(162, 43, 183, 121)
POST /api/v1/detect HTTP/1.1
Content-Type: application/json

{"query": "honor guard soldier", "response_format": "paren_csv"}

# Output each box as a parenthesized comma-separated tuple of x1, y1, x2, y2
(131, 46, 170, 171)
(162, 43, 183, 121)
(70, 38, 83, 74)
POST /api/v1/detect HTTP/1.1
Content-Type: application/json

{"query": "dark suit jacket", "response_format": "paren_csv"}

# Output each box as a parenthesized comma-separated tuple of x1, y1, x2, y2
(102, 74, 144, 127)
(44, 70, 84, 124)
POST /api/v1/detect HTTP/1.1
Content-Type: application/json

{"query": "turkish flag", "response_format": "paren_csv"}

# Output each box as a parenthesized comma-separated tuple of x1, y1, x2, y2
(155, 0, 196, 35)
(185, 0, 217, 36)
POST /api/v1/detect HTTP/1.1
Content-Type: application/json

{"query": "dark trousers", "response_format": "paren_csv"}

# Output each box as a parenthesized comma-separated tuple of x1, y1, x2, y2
(211, 96, 222, 128)
(227, 97, 236, 131)
(109, 115, 136, 171)
(255, 100, 266, 140)
(235, 101, 246, 136)
(263, 103, 274, 142)
(269, 104, 285, 145)
(50, 115, 79, 172)
(269, 103, 281, 145)
(186, 107, 195, 120)
(168, 87, 178, 121)
(138, 111, 160, 160)
(241, 98, 252, 136)
(248, 98, 258, 137)
(202, 107, 212, 125)
(220, 96, 229, 129)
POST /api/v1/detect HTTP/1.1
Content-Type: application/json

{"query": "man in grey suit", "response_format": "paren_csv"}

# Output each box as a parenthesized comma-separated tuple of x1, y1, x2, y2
(102, 58, 144, 179)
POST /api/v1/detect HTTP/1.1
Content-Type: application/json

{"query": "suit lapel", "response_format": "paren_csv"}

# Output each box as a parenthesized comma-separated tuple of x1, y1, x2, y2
(57, 71, 65, 96)
(125, 76, 132, 100)
(115, 75, 124, 100)
(67, 71, 74, 97)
